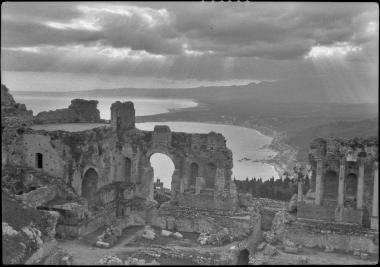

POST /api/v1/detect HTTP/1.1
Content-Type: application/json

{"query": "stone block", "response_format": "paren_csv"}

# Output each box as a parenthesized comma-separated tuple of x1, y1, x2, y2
(95, 241, 110, 248)
(284, 246, 298, 254)
(161, 230, 172, 237)
(173, 232, 183, 239)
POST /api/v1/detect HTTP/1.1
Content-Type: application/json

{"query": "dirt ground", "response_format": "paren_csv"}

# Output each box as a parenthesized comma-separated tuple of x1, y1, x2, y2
(55, 226, 379, 265)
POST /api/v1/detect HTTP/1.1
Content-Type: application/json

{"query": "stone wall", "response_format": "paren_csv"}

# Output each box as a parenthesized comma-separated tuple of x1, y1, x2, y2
(34, 99, 101, 124)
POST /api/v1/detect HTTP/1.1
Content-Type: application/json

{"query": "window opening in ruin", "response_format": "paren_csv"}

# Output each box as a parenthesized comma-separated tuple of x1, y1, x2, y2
(237, 249, 249, 265)
(82, 168, 99, 206)
(125, 157, 132, 182)
(323, 170, 339, 200)
(150, 153, 174, 190)
(345, 173, 357, 198)
(190, 162, 199, 186)
(36, 153, 43, 169)
(204, 162, 216, 188)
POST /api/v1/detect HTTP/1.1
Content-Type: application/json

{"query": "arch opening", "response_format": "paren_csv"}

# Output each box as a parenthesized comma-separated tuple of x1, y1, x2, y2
(323, 170, 338, 200)
(236, 249, 249, 265)
(82, 168, 99, 206)
(204, 162, 216, 188)
(189, 162, 199, 187)
(150, 153, 175, 190)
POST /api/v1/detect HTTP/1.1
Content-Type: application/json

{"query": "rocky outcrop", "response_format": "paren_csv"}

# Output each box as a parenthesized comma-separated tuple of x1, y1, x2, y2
(1, 84, 33, 128)
(34, 99, 101, 124)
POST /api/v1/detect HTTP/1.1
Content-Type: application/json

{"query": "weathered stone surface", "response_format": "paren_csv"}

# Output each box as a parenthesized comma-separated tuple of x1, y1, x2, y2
(96, 241, 110, 248)
(173, 232, 183, 239)
(256, 242, 267, 251)
(284, 246, 298, 254)
(263, 244, 277, 256)
(161, 229, 172, 237)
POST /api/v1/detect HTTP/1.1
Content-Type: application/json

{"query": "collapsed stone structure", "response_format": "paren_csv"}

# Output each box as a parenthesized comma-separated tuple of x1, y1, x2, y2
(34, 99, 101, 124)
(277, 137, 379, 255)
(298, 137, 378, 230)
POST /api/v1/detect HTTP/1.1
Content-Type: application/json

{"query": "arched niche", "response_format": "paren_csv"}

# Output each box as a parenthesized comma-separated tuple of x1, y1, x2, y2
(345, 173, 357, 198)
(323, 170, 339, 200)
(82, 168, 99, 206)
(189, 162, 199, 186)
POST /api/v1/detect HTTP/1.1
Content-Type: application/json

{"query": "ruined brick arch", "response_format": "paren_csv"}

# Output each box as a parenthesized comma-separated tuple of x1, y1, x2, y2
(146, 148, 180, 189)
(81, 167, 99, 206)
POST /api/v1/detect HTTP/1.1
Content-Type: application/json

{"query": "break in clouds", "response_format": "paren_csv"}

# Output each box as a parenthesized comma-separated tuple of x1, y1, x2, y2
(1, 2, 379, 81)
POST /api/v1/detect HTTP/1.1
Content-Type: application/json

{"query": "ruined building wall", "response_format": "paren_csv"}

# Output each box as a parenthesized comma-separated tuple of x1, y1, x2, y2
(34, 99, 101, 124)
(299, 137, 378, 228)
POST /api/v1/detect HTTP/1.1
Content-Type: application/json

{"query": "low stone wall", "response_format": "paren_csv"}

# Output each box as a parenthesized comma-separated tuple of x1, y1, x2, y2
(177, 192, 237, 211)
(284, 220, 379, 254)
(298, 202, 363, 224)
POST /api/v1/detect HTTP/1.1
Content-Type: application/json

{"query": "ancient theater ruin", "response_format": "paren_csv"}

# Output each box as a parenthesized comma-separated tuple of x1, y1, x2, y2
(2, 84, 262, 264)
(2, 83, 378, 265)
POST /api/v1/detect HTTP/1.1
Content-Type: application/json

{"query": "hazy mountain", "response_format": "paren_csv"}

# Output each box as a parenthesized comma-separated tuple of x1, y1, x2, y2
(13, 76, 378, 104)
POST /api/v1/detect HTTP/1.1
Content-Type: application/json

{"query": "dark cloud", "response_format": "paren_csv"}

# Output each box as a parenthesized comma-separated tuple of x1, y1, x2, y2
(1, 2, 378, 82)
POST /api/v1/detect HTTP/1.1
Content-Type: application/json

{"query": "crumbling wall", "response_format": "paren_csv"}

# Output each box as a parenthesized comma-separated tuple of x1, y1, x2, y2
(34, 99, 101, 124)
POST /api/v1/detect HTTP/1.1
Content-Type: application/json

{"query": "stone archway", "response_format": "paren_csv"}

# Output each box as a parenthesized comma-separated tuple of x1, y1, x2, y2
(323, 170, 339, 200)
(149, 152, 175, 190)
(236, 249, 250, 265)
(82, 168, 99, 205)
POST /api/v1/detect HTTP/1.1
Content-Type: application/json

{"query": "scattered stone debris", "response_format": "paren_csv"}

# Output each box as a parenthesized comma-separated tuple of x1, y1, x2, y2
(124, 257, 160, 265)
(98, 255, 123, 265)
(141, 226, 156, 240)
(96, 225, 122, 248)
(263, 244, 277, 256)
(173, 232, 183, 239)
(256, 242, 267, 251)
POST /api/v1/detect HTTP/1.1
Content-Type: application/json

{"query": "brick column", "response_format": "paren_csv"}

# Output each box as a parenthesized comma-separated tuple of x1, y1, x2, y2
(371, 161, 378, 230)
(315, 159, 323, 205)
(338, 158, 345, 207)
(356, 159, 365, 210)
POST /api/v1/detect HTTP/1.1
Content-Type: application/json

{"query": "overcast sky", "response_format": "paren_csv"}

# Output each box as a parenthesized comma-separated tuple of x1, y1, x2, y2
(1, 2, 378, 93)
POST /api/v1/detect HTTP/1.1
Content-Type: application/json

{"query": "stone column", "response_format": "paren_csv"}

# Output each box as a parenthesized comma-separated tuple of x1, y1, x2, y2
(297, 177, 303, 202)
(171, 169, 180, 199)
(338, 158, 345, 207)
(315, 159, 323, 205)
(356, 159, 365, 210)
(215, 168, 225, 192)
(371, 161, 379, 230)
